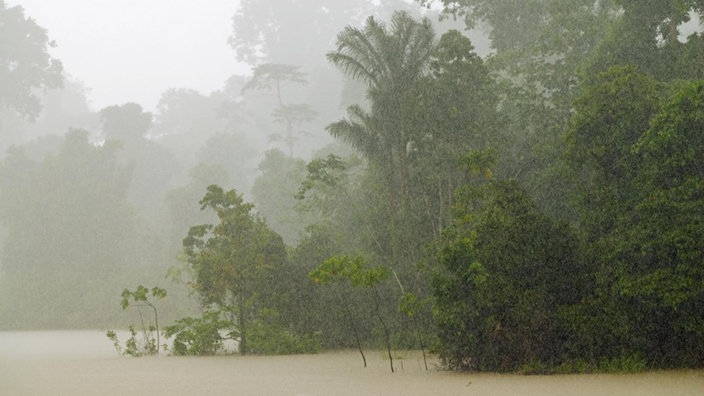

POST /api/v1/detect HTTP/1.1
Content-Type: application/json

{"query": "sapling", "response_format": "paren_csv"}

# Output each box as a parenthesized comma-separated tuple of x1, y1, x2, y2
(107, 285, 167, 356)
(309, 255, 395, 372)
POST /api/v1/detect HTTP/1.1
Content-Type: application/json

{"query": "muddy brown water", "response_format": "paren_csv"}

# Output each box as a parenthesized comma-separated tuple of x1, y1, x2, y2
(1, 331, 703, 395)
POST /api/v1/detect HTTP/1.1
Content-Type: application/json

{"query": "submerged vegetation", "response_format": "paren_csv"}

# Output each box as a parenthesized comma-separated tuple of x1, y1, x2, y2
(1, 0, 703, 372)
(107, 285, 167, 356)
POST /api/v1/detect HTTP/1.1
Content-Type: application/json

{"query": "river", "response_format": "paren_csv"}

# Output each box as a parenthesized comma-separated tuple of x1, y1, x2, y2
(1, 331, 702, 395)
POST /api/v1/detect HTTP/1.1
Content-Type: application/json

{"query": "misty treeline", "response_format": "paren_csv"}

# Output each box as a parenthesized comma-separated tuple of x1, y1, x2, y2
(1, 0, 703, 371)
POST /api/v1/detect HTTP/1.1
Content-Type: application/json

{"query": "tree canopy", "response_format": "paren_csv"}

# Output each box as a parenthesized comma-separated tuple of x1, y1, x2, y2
(2, 1, 703, 372)
(183, 184, 287, 354)
(0, 1, 63, 119)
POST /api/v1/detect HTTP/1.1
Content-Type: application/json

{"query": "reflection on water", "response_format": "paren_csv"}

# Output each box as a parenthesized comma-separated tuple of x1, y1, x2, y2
(1, 331, 703, 396)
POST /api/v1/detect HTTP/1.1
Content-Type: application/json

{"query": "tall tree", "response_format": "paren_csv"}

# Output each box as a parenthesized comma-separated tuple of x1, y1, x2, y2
(432, 179, 583, 371)
(325, 15, 503, 294)
(422, 0, 703, 131)
(564, 66, 661, 238)
(422, 0, 616, 115)
(242, 64, 317, 157)
(558, 68, 661, 362)
(587, 0, 704, 81)
(610, 80, 704, 366)
(323, 16, 503, 348)
(161, 164, 230, 258)
(0, 130, 149, 329)
(152, 89, 231, 170)
(0, 1, 63, 120)
(404, 30, 500, 237)
(419, 0, 619, 220)
(327, 11, 436, 96)
(229, 1, 380, 158)
(251, 149, 315, 245)
(100, 102, 179, 222)
(559, 67, 704, 368)
(230, 0, 375, 67)
(326, 9, 437, 224)
(99, 102, 152, 142)
(0, 78, 96, 155)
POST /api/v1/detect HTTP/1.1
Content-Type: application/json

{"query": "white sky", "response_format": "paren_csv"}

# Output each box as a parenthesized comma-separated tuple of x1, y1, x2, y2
(8, 0, 249, 112)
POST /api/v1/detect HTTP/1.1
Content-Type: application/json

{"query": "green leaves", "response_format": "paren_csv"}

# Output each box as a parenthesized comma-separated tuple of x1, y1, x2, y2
(120, 289, 131, 310)
(113, 285, 167, 356)
(163, 310, 232, 356)
(617, 80, 704, 337)
(151, 287, 167, 300)
(433, 180, 583, 370)
(559, 72, 704, 366)
(308, 255, 388, 288)
(460, 149, 496, 181)
(184, 184, 287, 354)
(397, 292, 432, 319)
(327, 11, 436, 89)
(326, 10, 437, 161)
(634, 80, 704, 184)
(566, 66, 660, 180)
(120, 285, 167, 310)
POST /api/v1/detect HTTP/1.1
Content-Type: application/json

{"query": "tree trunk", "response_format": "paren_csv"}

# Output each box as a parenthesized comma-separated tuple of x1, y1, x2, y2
(238, 297, 247, 355)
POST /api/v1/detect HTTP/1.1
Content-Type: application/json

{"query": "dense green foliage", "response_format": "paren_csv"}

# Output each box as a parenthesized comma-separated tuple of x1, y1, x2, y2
(163, 310, 233, 356)
(182, 185, 289, 354)
(178, 184, 320, 355)
(433, 180, 585, 371)
(1, 0, 702, 371)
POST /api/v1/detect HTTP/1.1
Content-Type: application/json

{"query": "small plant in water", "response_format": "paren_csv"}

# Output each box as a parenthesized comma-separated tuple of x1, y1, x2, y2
(107, 285, 167, 356)
(106, 325, 158, 357)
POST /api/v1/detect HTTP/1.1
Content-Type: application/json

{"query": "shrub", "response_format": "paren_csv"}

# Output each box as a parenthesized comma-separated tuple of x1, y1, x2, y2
(247, 309, 321, 355)
(163, 310, 234, 356)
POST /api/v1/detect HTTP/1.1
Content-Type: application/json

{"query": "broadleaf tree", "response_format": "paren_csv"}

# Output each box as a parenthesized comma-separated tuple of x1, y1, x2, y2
(0, 1, 63, 120)
(182, 184, 287, 355)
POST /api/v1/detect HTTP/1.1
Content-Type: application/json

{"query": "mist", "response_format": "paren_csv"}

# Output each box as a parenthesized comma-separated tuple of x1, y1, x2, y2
(1, 0, 704, 392)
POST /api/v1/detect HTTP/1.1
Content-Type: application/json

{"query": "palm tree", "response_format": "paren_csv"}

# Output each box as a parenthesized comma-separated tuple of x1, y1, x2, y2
(326, 104, 381, 162)
(326, 10, 437, 203)
(325, 11, 439, 292)
(326, 11, 436, 95)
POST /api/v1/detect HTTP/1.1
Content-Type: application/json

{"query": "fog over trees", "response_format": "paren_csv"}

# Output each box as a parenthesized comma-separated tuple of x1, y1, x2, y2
(1, 0, 703, 371)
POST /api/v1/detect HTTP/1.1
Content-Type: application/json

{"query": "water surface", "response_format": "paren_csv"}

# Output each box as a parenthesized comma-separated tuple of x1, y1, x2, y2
(1, 331, 702, 395)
